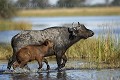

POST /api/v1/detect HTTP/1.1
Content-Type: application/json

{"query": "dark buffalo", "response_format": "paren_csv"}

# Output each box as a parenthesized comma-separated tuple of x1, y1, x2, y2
(7, 22, 94, 70)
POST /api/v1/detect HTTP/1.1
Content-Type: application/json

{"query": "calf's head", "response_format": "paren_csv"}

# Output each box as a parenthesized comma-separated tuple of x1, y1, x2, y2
(68, 22, 94, 40)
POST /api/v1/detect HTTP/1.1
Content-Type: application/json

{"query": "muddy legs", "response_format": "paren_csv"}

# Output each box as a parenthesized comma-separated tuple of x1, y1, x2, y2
(43, 58, 50, 70)
(56, 54, 67, 70)
(61, 55, 67, 68)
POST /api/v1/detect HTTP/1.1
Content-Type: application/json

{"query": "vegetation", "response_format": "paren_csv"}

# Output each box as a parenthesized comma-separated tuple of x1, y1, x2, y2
(17, 7, 120, 17)
(66, 29, 120, 67)
(57, 0, 85, 7)
(0, 44, 12, 60)
(16, 0, 49, 9)
(0, 0, 16, 19)
(0, 20, 32, 30)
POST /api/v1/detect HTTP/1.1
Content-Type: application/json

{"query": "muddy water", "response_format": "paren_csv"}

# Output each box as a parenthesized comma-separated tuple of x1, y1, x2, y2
(0, 60, 120, 80)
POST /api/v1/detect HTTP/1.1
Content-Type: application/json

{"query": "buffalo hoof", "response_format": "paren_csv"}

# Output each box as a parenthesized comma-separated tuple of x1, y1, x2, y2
(55, 67, 65, 71)
(46, 65, 50, 70)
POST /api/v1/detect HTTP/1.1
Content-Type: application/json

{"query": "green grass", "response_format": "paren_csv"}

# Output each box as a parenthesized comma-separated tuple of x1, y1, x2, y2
(0, 20, 32, 30)
(17, 7, 120, 17)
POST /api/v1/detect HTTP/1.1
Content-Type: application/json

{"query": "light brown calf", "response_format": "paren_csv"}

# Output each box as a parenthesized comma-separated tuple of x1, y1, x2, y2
(13, 39, 54, 70)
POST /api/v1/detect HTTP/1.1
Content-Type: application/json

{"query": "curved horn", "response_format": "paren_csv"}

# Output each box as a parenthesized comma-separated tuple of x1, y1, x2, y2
(78, 22, 80, 25)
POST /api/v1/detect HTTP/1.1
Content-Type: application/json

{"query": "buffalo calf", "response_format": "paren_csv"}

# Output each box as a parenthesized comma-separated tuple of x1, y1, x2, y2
(13, 39, 54, 70)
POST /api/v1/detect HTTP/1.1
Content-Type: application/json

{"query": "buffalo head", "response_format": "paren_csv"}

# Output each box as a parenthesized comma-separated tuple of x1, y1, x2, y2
(68, 22, 94, 40)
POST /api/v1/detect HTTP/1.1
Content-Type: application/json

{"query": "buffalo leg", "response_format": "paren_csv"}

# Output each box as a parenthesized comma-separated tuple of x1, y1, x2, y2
(56, 55, 62, 70)
(61, 55, 67, 68)
(43, 58, 50, 70)
(7, 55, 16, 70)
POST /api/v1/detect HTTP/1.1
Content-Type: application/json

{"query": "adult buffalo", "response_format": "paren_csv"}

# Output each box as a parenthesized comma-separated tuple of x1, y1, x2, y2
(7, 22, 94, 70)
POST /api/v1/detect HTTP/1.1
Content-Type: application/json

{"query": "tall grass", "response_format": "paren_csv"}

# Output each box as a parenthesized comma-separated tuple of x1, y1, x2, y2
(66, 28, 120, 66)
(0, 20, 32, 30)
(0, 44, 12, 60)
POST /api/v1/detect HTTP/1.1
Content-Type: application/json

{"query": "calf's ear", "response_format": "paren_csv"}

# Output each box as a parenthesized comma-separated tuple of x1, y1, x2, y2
(44, 40, 49, 46)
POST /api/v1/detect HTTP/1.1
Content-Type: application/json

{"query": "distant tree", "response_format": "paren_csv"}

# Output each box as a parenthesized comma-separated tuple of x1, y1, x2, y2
(0, 0, 16, 19)
(31, 0, 49, 8)
(105, 0, 109, 6)
(57, 0, 86, 7)
(16, 0, 28, 8)
(111, 0, 120, 6)
(16, 0, 49, 9)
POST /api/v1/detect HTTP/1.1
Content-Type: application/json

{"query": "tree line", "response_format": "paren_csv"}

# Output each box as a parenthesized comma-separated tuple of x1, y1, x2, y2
(0, 0, 120, 19)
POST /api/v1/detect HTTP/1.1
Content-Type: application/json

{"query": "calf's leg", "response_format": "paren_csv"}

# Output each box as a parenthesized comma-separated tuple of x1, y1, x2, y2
(19, 60, 28, 68)
(43, 58, 50, 70)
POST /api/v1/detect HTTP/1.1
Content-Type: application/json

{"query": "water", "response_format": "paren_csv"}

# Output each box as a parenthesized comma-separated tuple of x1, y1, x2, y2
(0, 60, 120, 80)
(0, 16, 120, 43)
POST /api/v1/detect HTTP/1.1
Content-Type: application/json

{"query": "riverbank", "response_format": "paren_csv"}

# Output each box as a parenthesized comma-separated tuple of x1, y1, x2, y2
(17, 7, 120, 17)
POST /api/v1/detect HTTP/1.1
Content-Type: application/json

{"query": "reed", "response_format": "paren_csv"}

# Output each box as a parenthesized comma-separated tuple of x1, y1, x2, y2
(66, 30, 120, 66)
(0, 20, 32, 30)
(0, 44, 12, 60)
(18, 7, 120, 17)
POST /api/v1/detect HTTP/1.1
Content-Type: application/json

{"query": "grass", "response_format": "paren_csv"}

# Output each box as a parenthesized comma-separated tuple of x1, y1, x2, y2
(66, 28, 120, 68)
(17, 7, 120, 17)
(0, 44, 12, 60)
(0, 20, 32, 30)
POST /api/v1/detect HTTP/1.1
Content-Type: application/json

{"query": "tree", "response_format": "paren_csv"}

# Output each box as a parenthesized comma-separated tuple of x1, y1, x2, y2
(16, 0, 49, 9)
(57, 0, 86, 7)
(0, 0, 16, 19)
(31, 0, 49, 8)
(111, 0, 120, 6)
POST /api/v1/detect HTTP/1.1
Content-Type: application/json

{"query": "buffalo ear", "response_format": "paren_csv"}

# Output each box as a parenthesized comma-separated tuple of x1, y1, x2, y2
(78, 22, 80, 25)
(68, 28, 77, 40)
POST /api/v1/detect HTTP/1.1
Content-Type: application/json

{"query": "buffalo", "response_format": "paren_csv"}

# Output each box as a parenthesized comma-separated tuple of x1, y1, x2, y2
(7, 22, 94, 70)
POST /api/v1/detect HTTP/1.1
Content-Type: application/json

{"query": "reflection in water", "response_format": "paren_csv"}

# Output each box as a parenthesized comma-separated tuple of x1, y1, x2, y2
(1, 69, 119, 80)
(10, 70, 69, 80)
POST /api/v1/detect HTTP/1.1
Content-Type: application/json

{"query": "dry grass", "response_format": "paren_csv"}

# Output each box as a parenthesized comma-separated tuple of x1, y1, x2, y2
(66, 32, 120, 65)
(0, 44, 12, 60)
(0, 20, 32, 30)
(18, 7, 120, 17)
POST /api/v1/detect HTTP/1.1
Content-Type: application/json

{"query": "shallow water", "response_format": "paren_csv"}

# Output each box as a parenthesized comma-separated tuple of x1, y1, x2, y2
(0, 60, 120, 80)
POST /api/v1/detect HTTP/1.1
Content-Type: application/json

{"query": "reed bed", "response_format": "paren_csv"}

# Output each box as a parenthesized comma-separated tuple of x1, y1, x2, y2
(0, 44, 12, 60)
(18, 7, 120, 17)
(66, 29, 120, 67)
(0, 20, 32, 30)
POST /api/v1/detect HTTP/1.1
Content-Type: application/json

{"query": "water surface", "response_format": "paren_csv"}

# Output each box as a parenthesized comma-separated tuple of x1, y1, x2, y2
(0, 60, 120, 80)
